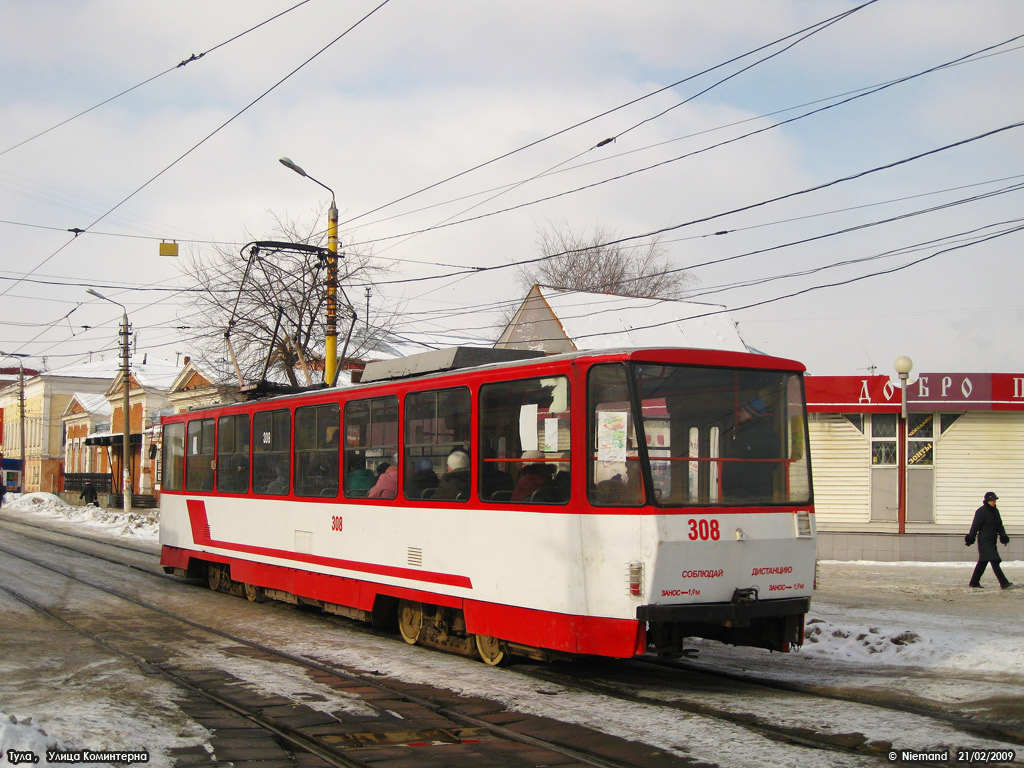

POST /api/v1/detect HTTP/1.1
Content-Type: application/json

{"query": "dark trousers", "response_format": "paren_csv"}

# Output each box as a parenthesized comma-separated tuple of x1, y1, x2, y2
(970, 559, 1009, 588)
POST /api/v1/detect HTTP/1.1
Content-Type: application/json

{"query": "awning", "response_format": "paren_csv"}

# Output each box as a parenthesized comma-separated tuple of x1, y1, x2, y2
(85, 432, 143, 447)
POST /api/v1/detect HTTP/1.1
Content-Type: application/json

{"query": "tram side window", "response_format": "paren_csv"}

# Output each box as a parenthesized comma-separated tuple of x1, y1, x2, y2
(479, 376, 570, 504)
(217, 414, 250, 494)
(404, 388, 471, 501)
(162, 422, 185, 491)
(344, 396, 398, 498)
(253, 409, 291, 495)
(588, 365, 643, 507)
(185, 418, 216, 492)
(294, 403, 340, 498)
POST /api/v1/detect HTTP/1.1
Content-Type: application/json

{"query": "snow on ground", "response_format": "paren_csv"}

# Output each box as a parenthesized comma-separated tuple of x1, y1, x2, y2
(0, 712, 70, 759)
(2, 493, 1022, 765)
(2, 493, 1021, 678)
(2, 492, 158, 541)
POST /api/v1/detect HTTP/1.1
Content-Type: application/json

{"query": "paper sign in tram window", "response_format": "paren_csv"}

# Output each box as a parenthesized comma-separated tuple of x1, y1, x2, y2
(519, 404, 539, 452)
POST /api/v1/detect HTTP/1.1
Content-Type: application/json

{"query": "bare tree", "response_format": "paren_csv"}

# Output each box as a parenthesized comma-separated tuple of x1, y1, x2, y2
(180, 206, 393, 385)
(517, 222, 690, 299)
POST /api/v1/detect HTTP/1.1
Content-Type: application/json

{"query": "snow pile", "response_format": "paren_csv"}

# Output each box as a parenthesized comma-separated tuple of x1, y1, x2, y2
(4, 492, 158, 541)
(803, 618, 926, 660)
(798, 609, 1024, 673)
(0, 710, 74, 763)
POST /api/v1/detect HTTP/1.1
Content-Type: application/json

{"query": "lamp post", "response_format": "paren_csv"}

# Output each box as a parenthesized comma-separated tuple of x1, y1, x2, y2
(894, 355, 913, 419)
(279, 157, 339, 387)
(0, 351, 29, 489)
(893, 355, 913, 535)
(87, 289, 132, 514)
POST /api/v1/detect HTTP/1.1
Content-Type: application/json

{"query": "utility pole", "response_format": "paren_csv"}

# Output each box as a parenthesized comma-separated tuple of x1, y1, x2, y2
(87, 289, 132, 514)
(279, 157, 339, 386)
(120, 311, 132, 514)
(326, 196, 339, 388)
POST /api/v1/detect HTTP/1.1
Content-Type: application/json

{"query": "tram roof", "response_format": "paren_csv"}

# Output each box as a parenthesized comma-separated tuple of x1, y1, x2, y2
(167, 346, 805, 417)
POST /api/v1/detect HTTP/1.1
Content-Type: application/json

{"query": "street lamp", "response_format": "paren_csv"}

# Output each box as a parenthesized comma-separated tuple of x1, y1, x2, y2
(279, 157, 339, 387)
(87, 289, 132, 514)
(894, 355, 913, 419)
(0, 351, 29, 490)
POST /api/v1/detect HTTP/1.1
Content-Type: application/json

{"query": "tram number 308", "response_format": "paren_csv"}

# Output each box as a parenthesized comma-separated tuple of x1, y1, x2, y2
(688, 518, 720, 541)
(331, 516, 344, 532)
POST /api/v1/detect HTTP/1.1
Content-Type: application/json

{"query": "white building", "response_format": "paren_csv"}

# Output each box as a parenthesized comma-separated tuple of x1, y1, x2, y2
(806, 372, 1023, 561)
(495, 285, 750, 354)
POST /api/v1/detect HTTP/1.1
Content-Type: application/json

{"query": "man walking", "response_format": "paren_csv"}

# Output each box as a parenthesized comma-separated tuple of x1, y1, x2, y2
(965, 491, 1013, 589)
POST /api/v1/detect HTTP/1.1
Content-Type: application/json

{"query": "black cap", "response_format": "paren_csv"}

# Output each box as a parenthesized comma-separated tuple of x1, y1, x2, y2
(984, 491, 999, 501)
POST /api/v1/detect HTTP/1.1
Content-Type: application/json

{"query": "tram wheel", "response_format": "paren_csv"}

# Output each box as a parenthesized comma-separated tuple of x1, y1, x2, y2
(475, 634, 509, 666)
(207, 563, 224, 592)
(244, 582, 267, 603)
(397, 600, 424, 645)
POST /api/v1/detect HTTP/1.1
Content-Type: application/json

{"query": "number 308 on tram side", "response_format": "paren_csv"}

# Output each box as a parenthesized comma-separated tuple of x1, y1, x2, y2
(159, 347, 815, 665)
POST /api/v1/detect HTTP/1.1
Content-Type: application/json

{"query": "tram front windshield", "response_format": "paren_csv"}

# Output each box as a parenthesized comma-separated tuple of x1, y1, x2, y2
(590, 363, 811, 507)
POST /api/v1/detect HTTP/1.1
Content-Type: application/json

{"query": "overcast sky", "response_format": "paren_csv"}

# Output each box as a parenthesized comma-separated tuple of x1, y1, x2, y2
(1, 0, 1022, 377)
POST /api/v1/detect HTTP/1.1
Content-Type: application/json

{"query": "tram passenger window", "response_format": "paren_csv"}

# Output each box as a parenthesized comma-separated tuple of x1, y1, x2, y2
(217, 414, 250, 494)
(479, 376, 570, 504)
(404, 388, 471, 501)
(253, 409, 291, 495)
(185, 418, 216, 492)
(162, 422, 185, 491)
(294, 403, 340, 498)
(344, 396, 398, 499)
(587, 365, 643, 507)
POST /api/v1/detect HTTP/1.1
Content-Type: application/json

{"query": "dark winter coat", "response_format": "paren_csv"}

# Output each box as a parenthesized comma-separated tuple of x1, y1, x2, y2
(967, 503, 1008, 562)
(80, 484, 99, 506)
(434, 468, 470, 501)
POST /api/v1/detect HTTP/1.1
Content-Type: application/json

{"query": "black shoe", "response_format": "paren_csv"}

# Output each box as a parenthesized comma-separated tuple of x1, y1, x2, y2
(1001, 583, 1015, 590)
(969, 583, 984, 589)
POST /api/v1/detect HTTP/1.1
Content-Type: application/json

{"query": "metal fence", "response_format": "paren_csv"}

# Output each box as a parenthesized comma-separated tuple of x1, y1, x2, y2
(63, 473, 112, 494)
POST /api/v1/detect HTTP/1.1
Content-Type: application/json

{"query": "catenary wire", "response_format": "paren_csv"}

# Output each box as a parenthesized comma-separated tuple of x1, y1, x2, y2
(345, 34, 1024, 256)
(0, 0, 393, 305)
(359, 119, 1024, 289)
(335, 1, 880, 232)
(0, 0, 313, 159)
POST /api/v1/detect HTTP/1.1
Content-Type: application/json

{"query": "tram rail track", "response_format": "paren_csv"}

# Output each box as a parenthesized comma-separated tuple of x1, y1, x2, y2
(4, 518, 1023, 767)
(0, 524, 678, 768)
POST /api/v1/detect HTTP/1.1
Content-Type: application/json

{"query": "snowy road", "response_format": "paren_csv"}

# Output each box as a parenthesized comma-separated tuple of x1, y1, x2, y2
(1, 495, 1023, 767)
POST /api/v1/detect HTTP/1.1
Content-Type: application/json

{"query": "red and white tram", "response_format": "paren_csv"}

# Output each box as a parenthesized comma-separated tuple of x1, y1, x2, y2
(160, 347, 815, 664)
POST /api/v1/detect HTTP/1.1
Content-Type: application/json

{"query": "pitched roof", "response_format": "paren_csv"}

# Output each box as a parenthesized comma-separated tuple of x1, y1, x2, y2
(63, 391, 111, 419)
(503, 286, 749, 352)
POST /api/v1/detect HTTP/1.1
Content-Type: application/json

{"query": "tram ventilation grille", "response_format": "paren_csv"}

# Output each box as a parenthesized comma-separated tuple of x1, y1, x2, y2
(408, 547, 423, 567)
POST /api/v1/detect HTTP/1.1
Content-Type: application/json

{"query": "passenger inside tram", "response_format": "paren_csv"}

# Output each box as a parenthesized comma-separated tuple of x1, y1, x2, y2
(434, 450, 471, 500)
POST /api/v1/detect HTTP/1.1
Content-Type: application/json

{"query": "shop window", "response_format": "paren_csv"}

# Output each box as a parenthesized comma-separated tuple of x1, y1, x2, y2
(907, 413, 934, 466)
(842, 414, 864, 433)
(870, 414, 897, 466)
(940, 413, 963, 434)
